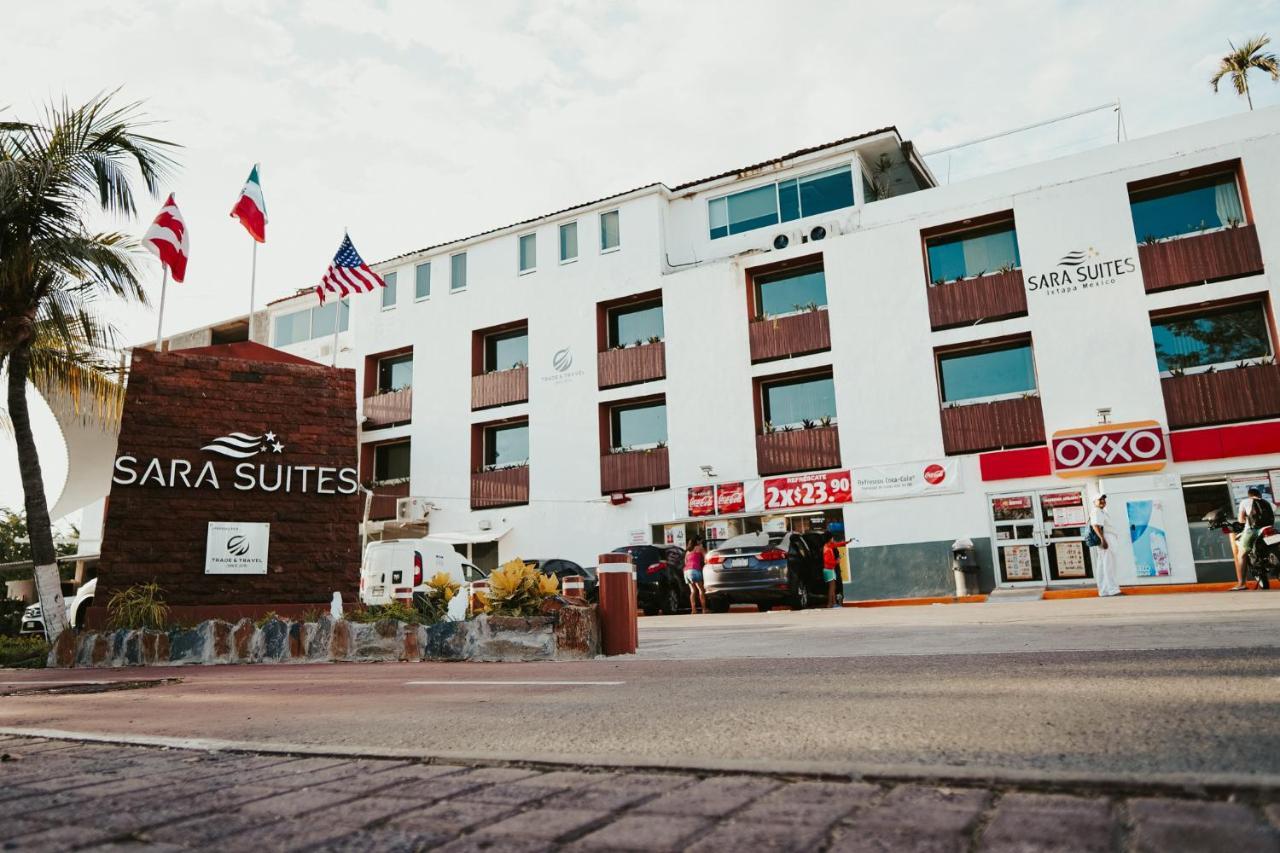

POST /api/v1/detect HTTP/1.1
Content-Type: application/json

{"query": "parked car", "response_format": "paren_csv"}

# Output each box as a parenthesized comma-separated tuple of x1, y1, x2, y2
(523, 559, 598, 603)
(703, 532, 840, 612)
(611, 544, 687, 616)
(360, 538, 472, 620)
(20, 577, 97, 636)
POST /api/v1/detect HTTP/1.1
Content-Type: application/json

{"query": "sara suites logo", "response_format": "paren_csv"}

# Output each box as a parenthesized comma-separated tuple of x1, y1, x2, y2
(113, 428, 359, 494)
(1026, 247, 1136, 296)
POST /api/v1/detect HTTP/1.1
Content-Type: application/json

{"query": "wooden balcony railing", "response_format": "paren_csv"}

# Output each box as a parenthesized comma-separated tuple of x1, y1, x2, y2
(940, 395, 1046, 455)
(598, 342, 665, 389)
(368, 481, 410, 521)
(471, 367, 528, 410)
(749, 310, 830, 363)
(1162, 363, 1280, 429)
(926, 270, 1028, 330)
(471, 465, 530, 509)
(1138, 225, 1264, 293)
(600, 447, 669, 494)
(755, 425, 841, 476)
(363, 388, 412, 428)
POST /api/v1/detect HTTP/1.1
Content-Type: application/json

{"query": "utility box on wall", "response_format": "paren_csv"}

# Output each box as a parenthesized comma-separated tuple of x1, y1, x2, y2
(90, 343, 361, 626)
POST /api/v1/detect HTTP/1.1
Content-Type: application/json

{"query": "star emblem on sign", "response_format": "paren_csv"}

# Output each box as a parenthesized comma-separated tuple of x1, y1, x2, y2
(271, 441, 285, 453)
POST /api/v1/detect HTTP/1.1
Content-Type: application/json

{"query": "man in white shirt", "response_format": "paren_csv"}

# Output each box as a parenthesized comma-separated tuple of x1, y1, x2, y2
(1089, 494, 1121, 597)
(1232, 487, 1271, 590)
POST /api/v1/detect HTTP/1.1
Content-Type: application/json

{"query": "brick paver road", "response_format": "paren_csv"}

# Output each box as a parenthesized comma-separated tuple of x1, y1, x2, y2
(1, 736, 1278, 852)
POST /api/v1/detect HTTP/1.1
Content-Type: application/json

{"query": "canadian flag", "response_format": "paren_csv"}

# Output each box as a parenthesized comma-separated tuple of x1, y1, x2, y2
(143, 194, 189, 282)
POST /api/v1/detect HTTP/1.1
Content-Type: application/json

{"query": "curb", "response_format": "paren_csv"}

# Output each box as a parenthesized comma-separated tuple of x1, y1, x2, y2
(3, 726, 1277, 800)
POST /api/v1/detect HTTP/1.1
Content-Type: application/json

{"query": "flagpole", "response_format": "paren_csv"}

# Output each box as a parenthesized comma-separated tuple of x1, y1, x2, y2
(330, 299, 342, 367)
(155, 267, 169, 352)
(249, 239, 258, 339)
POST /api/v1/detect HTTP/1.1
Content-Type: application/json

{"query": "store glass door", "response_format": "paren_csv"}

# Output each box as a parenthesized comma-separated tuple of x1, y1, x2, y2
(989, 489, 1093, 588)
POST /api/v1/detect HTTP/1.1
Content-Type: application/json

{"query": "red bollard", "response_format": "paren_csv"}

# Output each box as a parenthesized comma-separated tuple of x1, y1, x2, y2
(562, 575, 587, 604)
(596, 552, 637, 655)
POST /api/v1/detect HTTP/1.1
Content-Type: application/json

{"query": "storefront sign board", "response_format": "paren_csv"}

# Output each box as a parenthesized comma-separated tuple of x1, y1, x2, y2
(763, 470, 852, 510)
(1054, 541, 1087, 577)
(1050, 421, 1167, 477)
(687, 485, 715, 517)
(716, 482, 746, 514)
(205, 522, 270, 575)
(1228, 473, 1276, 506)
(851, 459, 961, 501)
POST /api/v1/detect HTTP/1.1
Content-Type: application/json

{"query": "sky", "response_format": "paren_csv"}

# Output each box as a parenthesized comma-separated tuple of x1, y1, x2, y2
(2, 0, 1279, 519)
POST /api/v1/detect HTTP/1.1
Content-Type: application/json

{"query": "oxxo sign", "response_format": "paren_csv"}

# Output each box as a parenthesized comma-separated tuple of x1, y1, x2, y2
(1050, 421, 1168, 478)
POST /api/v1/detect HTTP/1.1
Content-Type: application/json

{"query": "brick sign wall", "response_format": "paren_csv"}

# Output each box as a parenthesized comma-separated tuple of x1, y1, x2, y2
(92, 346, 361, 622)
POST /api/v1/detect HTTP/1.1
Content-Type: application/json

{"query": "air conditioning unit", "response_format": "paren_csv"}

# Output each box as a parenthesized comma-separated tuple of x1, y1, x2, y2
(396, 497, 432, 522)
(771, 229, 806, 251)
(809, 221, 843, 242)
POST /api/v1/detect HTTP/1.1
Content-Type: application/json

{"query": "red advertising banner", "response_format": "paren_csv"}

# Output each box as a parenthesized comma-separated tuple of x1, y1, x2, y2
(715, 481, 745, 514)
(763, 470, 852, 510)
(1039, 491, 1083, 508)
(687, 485, 715, 517)
(992, 496, 1032, 511)
(1050, 420, 1167, 477)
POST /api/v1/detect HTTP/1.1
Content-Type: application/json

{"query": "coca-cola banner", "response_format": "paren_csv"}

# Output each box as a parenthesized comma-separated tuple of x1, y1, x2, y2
(763, 470, 853, 510)
(1050, 420, 1167, 477)
(850, 459, 962, 502)
(715, 481, 745, 514)
(687, 485, 715, 517)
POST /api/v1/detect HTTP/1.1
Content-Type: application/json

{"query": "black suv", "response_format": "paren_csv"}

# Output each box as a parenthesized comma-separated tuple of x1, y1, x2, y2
(611, 545, 688, 615)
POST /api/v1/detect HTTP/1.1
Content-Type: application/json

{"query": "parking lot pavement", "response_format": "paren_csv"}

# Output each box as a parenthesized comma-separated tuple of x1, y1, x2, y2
(1, 736, 1277, 852)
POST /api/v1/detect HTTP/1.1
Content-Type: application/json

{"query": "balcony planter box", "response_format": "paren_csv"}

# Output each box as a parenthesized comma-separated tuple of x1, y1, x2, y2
(927, 270, 1028, 330)
(471, 465, 530, 509)
(368, 481, 409, 521)
(1138, 225, 1264, 293)
(940, 395, 1046, 456)
(472, 367, 528, 410)
(363, 388, 412, 428)
(755, 425, 841, 476)
(1162, 363, 1280, 429)
(598, 342, 665, 389)
(749, 310, 830, 363)
(600, 447, 669, 494)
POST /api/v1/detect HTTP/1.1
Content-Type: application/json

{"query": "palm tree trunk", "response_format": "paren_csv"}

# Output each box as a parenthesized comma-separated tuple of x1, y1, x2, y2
(7, 344, 57, 567)
(1246, 77, 1254, 110)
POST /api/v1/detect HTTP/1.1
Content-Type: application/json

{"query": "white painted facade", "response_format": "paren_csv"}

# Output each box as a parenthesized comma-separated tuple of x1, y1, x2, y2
(296, 108, 1280, 596)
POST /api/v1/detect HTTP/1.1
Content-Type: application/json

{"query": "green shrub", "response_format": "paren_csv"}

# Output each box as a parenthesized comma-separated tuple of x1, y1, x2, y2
(0, 598, 27, 637)
(106, 583, 170, 631)
(347, 601, 426, 625)
(0, 635, 48, 668)
(412, 572, 462, 624)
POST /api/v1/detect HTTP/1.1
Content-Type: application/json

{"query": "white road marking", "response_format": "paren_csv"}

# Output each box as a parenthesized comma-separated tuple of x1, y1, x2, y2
(0, 680, 109, 686)
(404, 680, 624, 687)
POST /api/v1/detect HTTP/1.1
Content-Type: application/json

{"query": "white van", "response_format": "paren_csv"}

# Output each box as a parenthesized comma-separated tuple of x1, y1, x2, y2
(359, 538, 483, 621)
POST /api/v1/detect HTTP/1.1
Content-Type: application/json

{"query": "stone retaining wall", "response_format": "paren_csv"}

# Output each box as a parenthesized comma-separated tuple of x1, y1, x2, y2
(48, 607, 600, 668)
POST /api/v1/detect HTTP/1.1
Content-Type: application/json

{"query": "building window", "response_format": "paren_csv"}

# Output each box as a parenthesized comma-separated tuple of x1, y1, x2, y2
(925, 221, 1021, 283)
(600, 210, 620, 251)
(274, 301, 349, 346)
(485, 328, 529, 372)
(709, 165, 854, 240)
(762, 373, 836, 428)
(518, 233, 537, 273)
(451, 252, 467, 291)
(559, 222, 578, 262)
(381, 271, 398, 308)
(377, 354, 412, 393)
(374, 442, 411, 482)
(415, 262, 431, 299)
(1151, 302, 1271, 373)
(754, 264, 828, 318)
(608, 300, 664, 347)
(484, 422, 529, 468)
(610, 400, 667, 450)
(1130, 172, 1245, 242)
(938, 341, 1038, 404)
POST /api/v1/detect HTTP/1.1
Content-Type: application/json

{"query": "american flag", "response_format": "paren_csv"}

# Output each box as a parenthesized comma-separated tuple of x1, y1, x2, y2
(315, 234, 384, 304)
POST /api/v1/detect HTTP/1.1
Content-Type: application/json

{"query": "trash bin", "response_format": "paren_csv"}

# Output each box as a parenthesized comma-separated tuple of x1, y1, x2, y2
(951, 538, 980, 597)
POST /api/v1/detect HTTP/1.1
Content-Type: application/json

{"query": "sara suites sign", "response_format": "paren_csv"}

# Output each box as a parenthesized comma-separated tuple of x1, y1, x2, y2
(1025, 247, 1137, 298)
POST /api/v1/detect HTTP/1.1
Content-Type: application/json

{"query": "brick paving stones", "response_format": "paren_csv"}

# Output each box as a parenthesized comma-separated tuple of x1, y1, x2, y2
(1, 736, 1278, 852)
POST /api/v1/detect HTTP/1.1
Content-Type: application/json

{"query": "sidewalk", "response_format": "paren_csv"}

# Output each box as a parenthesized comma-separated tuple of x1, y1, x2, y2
(1, 735, 1277, 852)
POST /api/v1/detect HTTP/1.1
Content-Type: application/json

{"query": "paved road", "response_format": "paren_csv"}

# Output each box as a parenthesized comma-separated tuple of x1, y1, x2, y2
(2, 735, 1278, 852)
(2, 594, 1278, 784)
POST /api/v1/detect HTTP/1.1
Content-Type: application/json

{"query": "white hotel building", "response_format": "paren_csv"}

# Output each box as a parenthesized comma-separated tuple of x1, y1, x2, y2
(253, 107, 1280, 600)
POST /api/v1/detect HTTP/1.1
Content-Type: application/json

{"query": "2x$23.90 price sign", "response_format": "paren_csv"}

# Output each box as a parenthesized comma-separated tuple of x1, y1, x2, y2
(763, 470, 852, 510)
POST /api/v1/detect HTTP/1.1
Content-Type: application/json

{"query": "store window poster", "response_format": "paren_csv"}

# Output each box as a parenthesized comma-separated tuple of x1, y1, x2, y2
(1127, 499, 1171, 577)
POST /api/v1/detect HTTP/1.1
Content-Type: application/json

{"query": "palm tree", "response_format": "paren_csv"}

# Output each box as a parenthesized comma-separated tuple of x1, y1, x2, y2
(1210, 35, 1279, 110)
(0, 92, 176, 592)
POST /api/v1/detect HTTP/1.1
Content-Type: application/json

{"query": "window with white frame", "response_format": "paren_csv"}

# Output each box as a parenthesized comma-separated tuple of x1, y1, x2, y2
(560, 222, 578, 262)
(518, 233, 536, 273)
(415, 261, 431, 299)
(381, 271, 398, 308)
(273, 301, 349, 346)
(600, 210, 620, 251)
(451, 252, 467, 291)
(708, 165, 854, 240)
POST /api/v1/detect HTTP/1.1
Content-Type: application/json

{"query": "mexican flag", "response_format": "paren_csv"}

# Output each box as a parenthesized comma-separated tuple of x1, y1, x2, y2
(230, 164, 267, 242)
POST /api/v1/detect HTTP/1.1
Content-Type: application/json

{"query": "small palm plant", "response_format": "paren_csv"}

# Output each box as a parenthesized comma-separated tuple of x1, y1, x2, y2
(106, 583, 170, 630)
(1210, 35, 1279, 110)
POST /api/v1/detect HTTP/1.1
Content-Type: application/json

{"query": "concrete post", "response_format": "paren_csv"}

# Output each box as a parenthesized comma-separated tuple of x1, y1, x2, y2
(596, 553, 637, 655)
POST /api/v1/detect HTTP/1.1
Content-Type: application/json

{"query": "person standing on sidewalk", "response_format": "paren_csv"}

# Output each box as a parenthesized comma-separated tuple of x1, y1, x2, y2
(822, 527, 849, 608)
(683, 539, 707, 614)
(1089, 494, 1122, 597)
